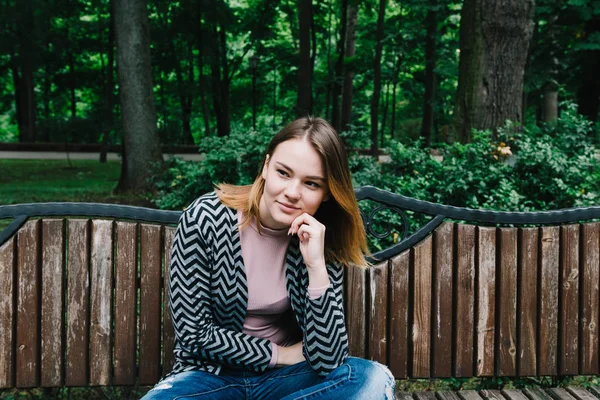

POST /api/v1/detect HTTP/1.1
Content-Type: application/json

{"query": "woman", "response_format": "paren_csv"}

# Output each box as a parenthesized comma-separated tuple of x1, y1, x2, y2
(143, 117, 395, 399)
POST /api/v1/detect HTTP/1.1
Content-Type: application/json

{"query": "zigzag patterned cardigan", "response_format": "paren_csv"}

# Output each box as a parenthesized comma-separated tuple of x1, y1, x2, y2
(168, 192, 349, 378)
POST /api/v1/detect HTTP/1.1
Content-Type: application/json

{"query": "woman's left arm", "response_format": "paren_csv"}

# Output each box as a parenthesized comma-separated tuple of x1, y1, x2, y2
(289, 215, 350, 377)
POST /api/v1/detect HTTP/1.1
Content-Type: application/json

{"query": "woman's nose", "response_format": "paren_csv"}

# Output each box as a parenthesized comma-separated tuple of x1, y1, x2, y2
(284, 181, 301, 200)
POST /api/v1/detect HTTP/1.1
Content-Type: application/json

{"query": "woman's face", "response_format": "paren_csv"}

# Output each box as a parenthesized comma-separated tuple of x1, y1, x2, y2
(259, 138, 330, 230)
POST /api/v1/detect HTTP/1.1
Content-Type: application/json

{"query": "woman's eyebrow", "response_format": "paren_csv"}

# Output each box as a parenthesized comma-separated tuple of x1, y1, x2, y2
(275, 161, 326, 181)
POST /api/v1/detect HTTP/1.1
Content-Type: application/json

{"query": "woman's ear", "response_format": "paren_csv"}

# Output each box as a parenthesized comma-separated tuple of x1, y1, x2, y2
(261, 155, 270, 179)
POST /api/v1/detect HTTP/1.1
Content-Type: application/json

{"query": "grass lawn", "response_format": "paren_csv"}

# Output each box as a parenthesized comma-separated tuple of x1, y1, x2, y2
(0, 159, 152, 206)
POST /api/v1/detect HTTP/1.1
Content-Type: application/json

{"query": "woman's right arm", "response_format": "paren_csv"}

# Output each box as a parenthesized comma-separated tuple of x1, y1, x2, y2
(169, 206, 273, 372)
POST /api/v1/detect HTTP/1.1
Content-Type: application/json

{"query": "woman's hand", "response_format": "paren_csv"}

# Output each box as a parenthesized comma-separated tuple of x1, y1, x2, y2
(276, 341, 305, 367)
(288, 213, 330, 288)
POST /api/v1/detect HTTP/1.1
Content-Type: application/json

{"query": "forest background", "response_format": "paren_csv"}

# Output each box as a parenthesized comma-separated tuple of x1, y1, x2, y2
(1, 0, 600, 215)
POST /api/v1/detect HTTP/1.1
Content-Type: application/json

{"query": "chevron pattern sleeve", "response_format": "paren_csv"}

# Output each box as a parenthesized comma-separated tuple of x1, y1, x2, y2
(169, 201, 273, 373)
(302, 262, 349, 376)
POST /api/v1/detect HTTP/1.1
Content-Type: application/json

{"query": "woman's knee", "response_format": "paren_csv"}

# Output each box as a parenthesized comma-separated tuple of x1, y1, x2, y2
(346, 357, 395, 399)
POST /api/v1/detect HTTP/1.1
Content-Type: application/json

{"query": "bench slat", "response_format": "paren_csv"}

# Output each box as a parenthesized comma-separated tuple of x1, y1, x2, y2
(16, 220, 40, 388)
(368, 261, 388, 365)
(139, 224, 162, 385)
(458, 390, 483, 400)
(586, 386, 600, 398)
(162, 227, 176, 376)
(66, 220, 90, 386)
(479, 389, 504, 399)
(539, 226, 559, 376)
(455, 224, 475, 377)
(560, 225, 579, 375)
(41, 220, 65, 387)
(90, 221, 114, 386)
(114, 222, 137, 385)
(0, 236, 16, 388)
(415, 392, 438, 400)
(518, 228, 538, 376)
(346, 264, 366, 359)
(498, 228, 517, 376)
(433, 222, 453, 378)
(476, 227, 496, 377)
(389, 251, 409, 378)
(437, 391, 462, 400)
(522, 387, 553, 400)
(580, 223, 599, 375)
(413, 235, 432, 378)
(565, 386, 598, 400)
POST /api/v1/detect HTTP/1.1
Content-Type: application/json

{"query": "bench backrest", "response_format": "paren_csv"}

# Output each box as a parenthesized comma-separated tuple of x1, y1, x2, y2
(1, 187, 599, 389)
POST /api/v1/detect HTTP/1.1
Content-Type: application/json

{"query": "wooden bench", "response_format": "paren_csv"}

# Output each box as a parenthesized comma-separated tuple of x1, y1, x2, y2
(1, 186, 599, 399)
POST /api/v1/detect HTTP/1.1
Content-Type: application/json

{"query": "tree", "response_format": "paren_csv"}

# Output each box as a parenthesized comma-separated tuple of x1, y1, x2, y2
(420, 0, 438, 144)
(453, 0, 535, 142)
(297, 0, 313, 117)
(113, 0, 163, 193)
(340, 0, 359, 132)
(370, 0, 386, 156)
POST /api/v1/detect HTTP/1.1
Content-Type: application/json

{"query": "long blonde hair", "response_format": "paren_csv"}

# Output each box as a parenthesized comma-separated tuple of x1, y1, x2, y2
(216, 117, 368, 267)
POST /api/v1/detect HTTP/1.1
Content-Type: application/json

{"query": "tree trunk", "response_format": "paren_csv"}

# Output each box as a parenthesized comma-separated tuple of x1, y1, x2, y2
(197, 5, 211, 136)
(297, 0, 312, 117)
(390, 52, 402, 139)
(576, 15, 600, 123)
(331, 0, 348, 130)
(370, 0, 386, 157)
(100, 0, 115, 163)
(542, 80, 558, 123)
(381, 82, 389, 147)
(220, 24, 231, 135)
(114, 0, 163, 193)
(340, 0, 358, 133)
(14, 0, 37, 143)
(453, 0, 535, 142)
(420, 0, 437, 145)
(325, 0, 334, 120)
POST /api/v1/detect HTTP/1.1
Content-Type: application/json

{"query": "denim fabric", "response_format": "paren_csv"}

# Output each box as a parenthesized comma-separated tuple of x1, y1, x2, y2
(142, 357, 395, 400)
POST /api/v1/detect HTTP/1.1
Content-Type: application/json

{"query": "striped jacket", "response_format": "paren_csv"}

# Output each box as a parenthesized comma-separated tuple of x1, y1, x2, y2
(168, 192, 349, 377)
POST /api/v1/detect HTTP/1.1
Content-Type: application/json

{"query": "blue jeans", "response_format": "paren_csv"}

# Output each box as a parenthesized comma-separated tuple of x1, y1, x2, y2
(142, 357, 395, 399)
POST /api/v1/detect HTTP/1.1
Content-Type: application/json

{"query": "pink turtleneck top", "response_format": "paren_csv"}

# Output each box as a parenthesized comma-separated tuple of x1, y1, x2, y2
(238, 210, 329, 367)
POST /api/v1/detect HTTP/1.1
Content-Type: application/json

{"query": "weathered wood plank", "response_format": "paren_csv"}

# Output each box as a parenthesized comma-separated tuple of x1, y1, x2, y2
(455, 224, 475, 377)
(580, 223, 599, 375)
(40, 220, 65, 387)
(479, 390, 504, 400)
(476, 227, 496, 377)
(502, 390, 529, 400)
(432, 222, 454, 378)
(113, 222, 137, 385)
(498, 228, 518, 376)
(369, 261, 389, 364)
(586, 386, 600, 398)
(412, 236, 432, 378)
(139, 224, 162, 385)
(65, 219, 90, 386)
(16, 220, 40, 388)
(89, 220, 113, 386)
(415, 392, 438, 400)
(522, 387, 553, 400)
(546, 388, 577, 400)
(560, 225, 579, 375)
(162, 226, 176, 376)
(437, 392, 462, 400)
(539, 226, 559, 376)
(458, 390, 483, 400)
(389, 251, 409, 379)
(518, 228, 538, 376)
(0, 236, 16, 388)
(396, 391, 415, 400)
(566, 386, 598, 400)
(346, 264, 366, 359)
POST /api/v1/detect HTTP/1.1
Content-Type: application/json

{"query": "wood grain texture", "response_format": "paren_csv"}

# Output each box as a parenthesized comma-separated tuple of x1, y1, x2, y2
(89, 220, 113, 386)
(368, 261, 388, 364)
(479, 390, 504, 400)
(113, 222, 137, 385)
(16, 220, 40, 388)
(455, 224, 475, 377)
(412, 235, 432, 378)
(546, 388, 577, 400)
(432, 222, 453, 378)
(138, 224, 162, 385)
(539, 226, 559, 376)
(566, 387, 598, 400)
(41, 220, 65, 387)
(346, 265, 366, 359)
(162, 226, 176, 376)
(0, 237, 16, 388)
(560, 225, 579, 375)
(580, 223, 599, 375)
(518, 228, 538, 376)
(389, 251, 409, 378)
(502, 390, 530, 400)
(65, 219, 90, 386)
(498, 228, 517, 376)
(458, 390, 483, 400)
(438, 392, 462, 400)
(476, 227, 496, 377)
(522, 387, 553, 400)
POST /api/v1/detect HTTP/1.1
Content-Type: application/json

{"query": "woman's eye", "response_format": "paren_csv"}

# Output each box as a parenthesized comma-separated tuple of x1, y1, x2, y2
(277, 169, 289, 177)
(306, 181, 320, 189)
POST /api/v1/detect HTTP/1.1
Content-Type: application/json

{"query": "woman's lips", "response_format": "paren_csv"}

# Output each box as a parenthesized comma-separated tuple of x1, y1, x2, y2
(277, 201, 300, 212)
